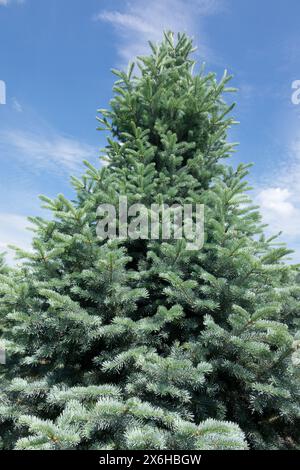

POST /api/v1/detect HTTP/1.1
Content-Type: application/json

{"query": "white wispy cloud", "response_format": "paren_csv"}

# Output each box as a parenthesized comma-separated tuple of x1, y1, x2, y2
(0, 0, 25, 6)
(255, 136, 300, 262)
(0, 213, 32, 266)
(256, 188, 300, 237)
(0, 125, 98, 265)
(94, 0, 224, 65)
(0, 103, 98, 265)
(12, 97, 23, 113)
(0, 129, 98, 173)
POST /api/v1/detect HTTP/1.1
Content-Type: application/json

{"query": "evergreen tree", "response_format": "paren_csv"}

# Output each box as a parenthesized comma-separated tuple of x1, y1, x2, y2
(0, 32, 299, 450)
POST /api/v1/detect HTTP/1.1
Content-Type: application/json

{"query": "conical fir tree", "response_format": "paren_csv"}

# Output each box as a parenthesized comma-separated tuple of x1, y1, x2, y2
(0, 33, 299, 450)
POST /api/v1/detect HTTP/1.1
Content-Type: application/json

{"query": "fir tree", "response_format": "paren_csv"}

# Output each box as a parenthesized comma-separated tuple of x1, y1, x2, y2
(0, 32, 299, 450)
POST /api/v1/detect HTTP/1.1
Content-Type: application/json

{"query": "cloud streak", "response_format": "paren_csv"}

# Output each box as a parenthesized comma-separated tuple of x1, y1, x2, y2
(0, 0, 25, 6)
(95, 0, 224, 65)
(0, 129, 98, 174)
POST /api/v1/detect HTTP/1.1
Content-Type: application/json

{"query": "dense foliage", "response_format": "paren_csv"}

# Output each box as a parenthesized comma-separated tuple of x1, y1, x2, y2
(0, 33, 299, 450)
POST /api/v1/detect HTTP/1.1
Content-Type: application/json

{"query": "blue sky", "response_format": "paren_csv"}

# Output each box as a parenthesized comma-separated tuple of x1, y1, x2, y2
(1, 0, 300, 264)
